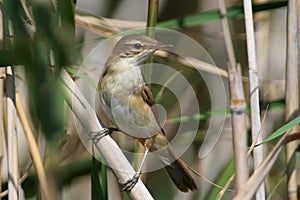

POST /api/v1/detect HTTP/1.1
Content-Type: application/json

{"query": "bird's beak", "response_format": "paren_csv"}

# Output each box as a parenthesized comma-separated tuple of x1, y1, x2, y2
(154, 44, 173, 51)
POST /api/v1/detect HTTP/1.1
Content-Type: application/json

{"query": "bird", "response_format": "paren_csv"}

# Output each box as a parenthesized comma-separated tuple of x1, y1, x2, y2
(96, 34, 197, 192)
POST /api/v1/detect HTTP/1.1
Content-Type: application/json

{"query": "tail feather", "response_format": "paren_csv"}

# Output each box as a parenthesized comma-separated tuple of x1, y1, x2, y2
(165, 159, 197, 192)
(147, 133, 197, 192)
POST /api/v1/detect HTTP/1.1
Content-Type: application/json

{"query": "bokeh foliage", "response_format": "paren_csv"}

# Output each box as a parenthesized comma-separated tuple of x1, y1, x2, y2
(1, 0, 79, 140)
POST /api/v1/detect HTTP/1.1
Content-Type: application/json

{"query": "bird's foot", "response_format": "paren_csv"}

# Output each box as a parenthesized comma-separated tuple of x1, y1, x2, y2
(90, 127, 117, 143)
(121, 172, 141, 192)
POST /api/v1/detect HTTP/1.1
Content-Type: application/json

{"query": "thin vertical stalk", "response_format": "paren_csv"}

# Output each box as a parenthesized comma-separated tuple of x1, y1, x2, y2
(285, 0, 299, 199)
(218, 0, 249, 194)
(15, 92, 50, 200)
(6, 67, 18, 200)
(243, 0, 265, 199)
(0, 6, 5, 198)
(228, 64, 249, 193)
(218, 0, 236, 68)
(146, 0, 158, 36)
(0, 69, 5, 200)
(145, 0, 159, 76)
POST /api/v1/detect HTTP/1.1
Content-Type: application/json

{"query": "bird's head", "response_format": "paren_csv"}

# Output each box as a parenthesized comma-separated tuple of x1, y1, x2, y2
(107, 34, 171, 66)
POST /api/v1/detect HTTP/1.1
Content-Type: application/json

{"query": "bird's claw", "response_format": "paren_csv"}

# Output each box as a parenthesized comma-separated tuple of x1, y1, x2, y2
(90, 128, 115, 143)
(121, 172, 141, 192)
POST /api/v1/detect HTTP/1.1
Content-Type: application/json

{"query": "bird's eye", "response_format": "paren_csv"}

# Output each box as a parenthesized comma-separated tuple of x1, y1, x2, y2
(133, 43, 142, 49)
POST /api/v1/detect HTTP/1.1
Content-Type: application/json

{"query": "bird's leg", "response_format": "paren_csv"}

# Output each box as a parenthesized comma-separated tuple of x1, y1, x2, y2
(90, 127, 118, 143)
(121, 147, 149, 191)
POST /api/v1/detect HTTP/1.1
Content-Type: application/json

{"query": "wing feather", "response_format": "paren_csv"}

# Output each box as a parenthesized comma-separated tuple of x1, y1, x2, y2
(132, 85, 165, 135)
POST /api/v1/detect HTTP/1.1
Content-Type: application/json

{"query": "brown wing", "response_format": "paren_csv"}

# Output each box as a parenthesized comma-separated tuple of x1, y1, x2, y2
(134, 85, 165, 135)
